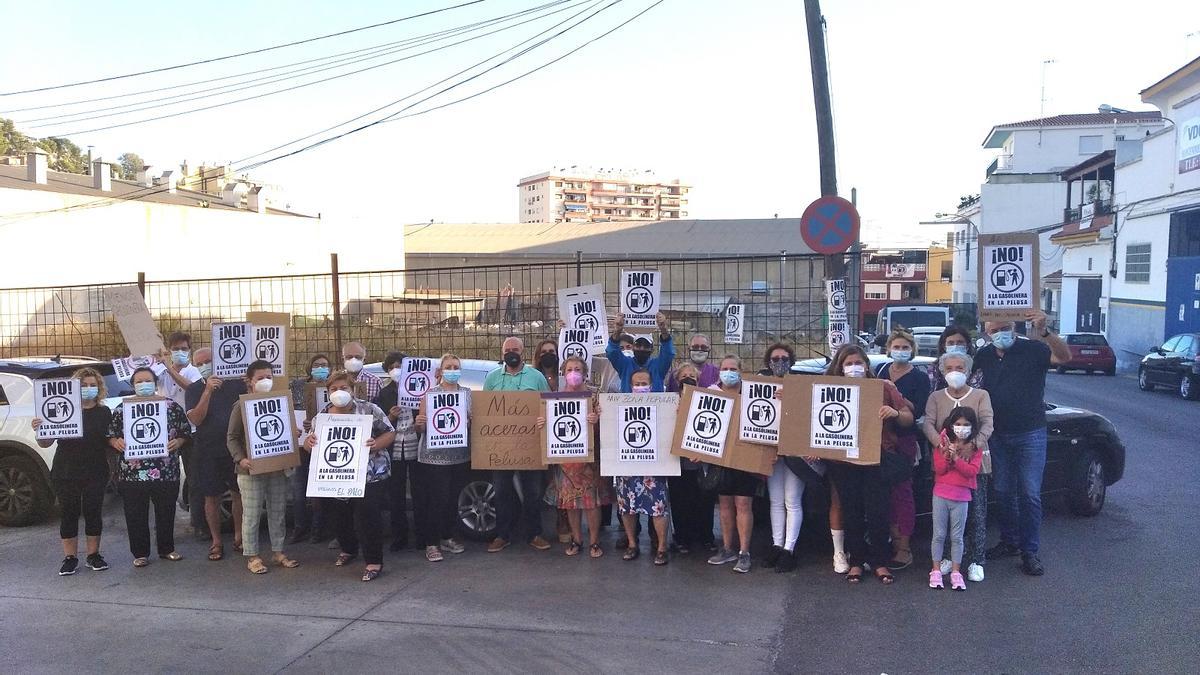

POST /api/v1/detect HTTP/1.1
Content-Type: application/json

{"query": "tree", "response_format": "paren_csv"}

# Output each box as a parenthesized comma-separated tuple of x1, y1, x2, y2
(116, 153, 145, 180)
(35, 137, 88, 174)
(1, 117, 32, 156)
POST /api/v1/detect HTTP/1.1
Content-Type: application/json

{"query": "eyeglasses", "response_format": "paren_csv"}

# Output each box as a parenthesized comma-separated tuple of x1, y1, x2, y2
(769, 356, 791, 363)
(690, 346, 710, 352)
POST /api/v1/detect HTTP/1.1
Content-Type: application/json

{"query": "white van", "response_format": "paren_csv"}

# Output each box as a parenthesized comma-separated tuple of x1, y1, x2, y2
(875, 305, 952, 356)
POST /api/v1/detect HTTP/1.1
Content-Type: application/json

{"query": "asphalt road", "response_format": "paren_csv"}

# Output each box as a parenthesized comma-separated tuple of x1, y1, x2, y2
(0, 373, 1194, 674)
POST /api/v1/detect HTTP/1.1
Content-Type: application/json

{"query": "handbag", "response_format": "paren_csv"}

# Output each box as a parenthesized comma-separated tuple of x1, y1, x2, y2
(878, 449, 912, 486)
(697, 463, 725, 493)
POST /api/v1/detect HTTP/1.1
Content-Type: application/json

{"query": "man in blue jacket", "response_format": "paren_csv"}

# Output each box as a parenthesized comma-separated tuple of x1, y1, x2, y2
(605, 311, 674, 392)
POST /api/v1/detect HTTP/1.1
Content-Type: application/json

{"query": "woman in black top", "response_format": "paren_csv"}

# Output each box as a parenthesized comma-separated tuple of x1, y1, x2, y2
(32, 367, 113, 576)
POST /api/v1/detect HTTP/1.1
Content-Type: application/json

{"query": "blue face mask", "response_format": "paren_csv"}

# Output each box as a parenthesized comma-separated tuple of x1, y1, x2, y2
(80, 386, 99, 401)
(311, 366, 330, 381)
(171, 350, 190, 366)
(992, 330, 1016, 350)
(442, 369, 462, 383)
(719, 370, 740, 386)
(889, 349, 912, 363)
(945, 344, 968, 356)
(197, 363, 213, 379)
(134, 382, 156, 397)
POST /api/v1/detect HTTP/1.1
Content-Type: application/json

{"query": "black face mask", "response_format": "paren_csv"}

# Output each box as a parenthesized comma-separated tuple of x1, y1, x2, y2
(503, 352, 521, 368)
(633, 350, 651, 366)
(538, 353, 559, 371)
(679, 377, 698, 388)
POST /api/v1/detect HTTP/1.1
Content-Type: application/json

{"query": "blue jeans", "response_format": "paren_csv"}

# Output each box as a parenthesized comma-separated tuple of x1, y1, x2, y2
(990, 428, 1047, 555)
(492, 470, 546, 542)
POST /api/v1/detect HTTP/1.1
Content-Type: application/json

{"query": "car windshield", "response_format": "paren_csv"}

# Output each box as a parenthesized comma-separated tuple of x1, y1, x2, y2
(889, 311, 947, 330)
(1067, 334, 1108, 346)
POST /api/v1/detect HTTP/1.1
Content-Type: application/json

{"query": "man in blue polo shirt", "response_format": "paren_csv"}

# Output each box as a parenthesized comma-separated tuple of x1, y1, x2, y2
(605, 311, 674, 392)
(975, 310, 1070, 576)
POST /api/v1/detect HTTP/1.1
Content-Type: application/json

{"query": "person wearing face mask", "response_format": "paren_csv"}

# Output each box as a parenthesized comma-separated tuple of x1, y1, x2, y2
(665, 363, 717, 555)
(613, 368, 671, 566)
(153, 332, 203, 408)
(107, 367, 192, 567)
(373, 352, 419, 553)
(32, 367, 113, 575)
(304, 370, 396, 581)
(976, 311, 1070, 577)
(288, 354, 332, 544)
(927, 407, 984, 591)
(666, 334, 720, 390)
(756, 344, 811, 573)
(922, 351, 994, 582)
(875, 330, 929, 571)
(483, 336, 552, 553)
(929, 326, 983, 391)
(226, 360, 301, 574)
(185, 347, 246, 561)
(341, 341, 383, 402)
(596, 333, 635, 395)
(533, 339, 562, 391)
(413, 354, 473, 562)
(823, 344, 914, 586)
(705, 355, 763, 574)
(605, 311, 675, 393)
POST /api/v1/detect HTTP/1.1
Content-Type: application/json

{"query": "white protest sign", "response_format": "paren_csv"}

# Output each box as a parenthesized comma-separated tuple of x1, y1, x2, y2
(212, 322, 252, 379)
(307, 413, 372, 498)
(243, 394, 295, 459)
(397, 356, 436, 409)
(599, 392, 680, 477)
(252, 324, 287, 378)
(827, 318, 849, 354)
(558, 327, 595, 366)
(619, 269, 661, 331)
(618, 403, 658, 462)
(123, 398, 169, 460)
(810, 383, 861, 459)
(724, 304, 745, 344)
(679, 389, 734, 457)
(426, 390, 468, 450)
(558, 284, 609, 350)
(112, 355, 156, 382)
(825, 278, 848, 321)
(739, 377, 781, 445)
(34, 378, 82, 440)
(545, 396, 589, 461)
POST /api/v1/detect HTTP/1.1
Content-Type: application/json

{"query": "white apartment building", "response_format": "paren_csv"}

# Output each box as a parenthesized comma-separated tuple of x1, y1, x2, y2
(517, 167, 690, 223)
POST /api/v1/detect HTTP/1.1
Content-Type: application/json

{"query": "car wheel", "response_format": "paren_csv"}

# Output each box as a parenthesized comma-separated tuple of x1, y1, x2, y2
(0, 456, 50, 527)
(1181, 375, 1199, 401)
(456, 479, 497, 541)
(1056, 366, 1067, 374)
(1067, 449, 1106, 517)
(1137, 368, 1154, 391)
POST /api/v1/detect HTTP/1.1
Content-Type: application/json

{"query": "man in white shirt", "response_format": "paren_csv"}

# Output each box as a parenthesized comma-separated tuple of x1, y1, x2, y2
(154, 331, 203, 407)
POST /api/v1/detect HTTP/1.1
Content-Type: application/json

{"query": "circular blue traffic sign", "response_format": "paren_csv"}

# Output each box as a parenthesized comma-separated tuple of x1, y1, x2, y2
(801, 196, 860, 255)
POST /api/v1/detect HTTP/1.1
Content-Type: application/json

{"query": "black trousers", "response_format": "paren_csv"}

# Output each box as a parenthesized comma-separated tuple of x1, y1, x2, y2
(330, 479, 387, 565)
(55, 478, 105, 539)
(411, 462, 468, 547)
(828, 463, 891, 568)
(121, 481, 179, 559)
(388, 457, 412, 543)
(181, 447, 204, 529)
(668, 471, 715, 547)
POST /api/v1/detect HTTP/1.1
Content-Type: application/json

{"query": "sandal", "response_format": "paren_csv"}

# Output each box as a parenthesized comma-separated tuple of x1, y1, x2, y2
(565, 540, 582, 557)
(159, 551, 183, 561)
(208, 544, 224, 561)
(362, 567, 381, 582)
(653, 550, 669, 566)
(132, 557, 149, 568)
(246, 557, 268, 574)
(335, 552, 356, 567)
(589, 543, 604, 559)
(875, 567, 895, 585)
(622, 545, 640, 562)
(846, 566, 863, 583)
(232, 540, 243, 554)
(272, 553, 299, 568)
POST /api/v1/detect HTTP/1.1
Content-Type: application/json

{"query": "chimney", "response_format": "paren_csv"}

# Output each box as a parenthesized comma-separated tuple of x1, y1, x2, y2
(246, 186, 268, 214)
(135, 166, 154, 187)
(158, 170, 177, 194)
(91, 160, 111, 191)
(27, 150, 48, 184)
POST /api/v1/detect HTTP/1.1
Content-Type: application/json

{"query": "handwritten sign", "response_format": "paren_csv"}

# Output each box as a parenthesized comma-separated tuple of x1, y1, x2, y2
(558, 284, 608, 351)
(619, 269, 661, 331)
(779, 375, 884, 465)
(123, 397, 169, 460)
(112, 354, 156, 382)
(977, 232, 1040, 322)
(306, 413, 372, 498)
(541, 393, 591, 463)
(241, 391, 299, 474)
(599, 392, 680, 477)
(739, 375, 781, 445)
(470, 391, 544, 470)
(426, 390, 468, 450)
(724, 304, 745, 344)
(104, 286, 164, 357)
(34, 377, 82, 440)
(397, 356, 436, 409)
(212, 322, 252, 379)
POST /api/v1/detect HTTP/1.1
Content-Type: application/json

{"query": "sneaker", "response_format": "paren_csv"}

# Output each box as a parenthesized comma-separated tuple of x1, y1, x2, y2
(832, 551, 850, 574)
(967, 563, 985, 582)
(939, 559, 953, 576)
(487, 538, 510, 553)
(763, 545, 783, 569)
(1021, 553, 1045, 576)
(85, 553, 109, 571)
(425, 546, 444, 562)
(986, 542, 1021, 560)
(733, 551, 752, 574)
(707, 548, 738, 565)
(775, 550, 797, 573)
(928, 570, 944, 589)
(673, 541, 690, 555)
(529, 536, 552, 551)
(950, 571, 966, 591)
(439, 538, 465, 554)
(59, 556, 79, 576)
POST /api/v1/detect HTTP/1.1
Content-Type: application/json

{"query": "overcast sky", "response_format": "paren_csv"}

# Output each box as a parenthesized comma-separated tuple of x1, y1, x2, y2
(3, 0, 1197, 249)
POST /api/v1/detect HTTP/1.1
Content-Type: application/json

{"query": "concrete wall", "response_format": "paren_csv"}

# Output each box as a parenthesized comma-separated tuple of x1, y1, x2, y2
(1006, 123, 1160, 173)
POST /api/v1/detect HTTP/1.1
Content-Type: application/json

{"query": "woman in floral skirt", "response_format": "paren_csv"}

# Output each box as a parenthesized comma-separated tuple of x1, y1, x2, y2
(615, 369, 670, 566)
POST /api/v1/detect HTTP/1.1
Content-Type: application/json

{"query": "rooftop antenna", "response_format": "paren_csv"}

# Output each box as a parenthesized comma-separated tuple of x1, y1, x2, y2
(1038, 58, 1056, 147)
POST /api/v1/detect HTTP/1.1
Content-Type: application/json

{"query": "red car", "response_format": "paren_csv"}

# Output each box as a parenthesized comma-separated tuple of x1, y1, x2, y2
(1055, 333, 1116, 375)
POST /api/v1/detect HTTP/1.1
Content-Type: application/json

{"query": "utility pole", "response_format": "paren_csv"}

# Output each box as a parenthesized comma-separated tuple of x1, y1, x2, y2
(804, 0, 844, 279)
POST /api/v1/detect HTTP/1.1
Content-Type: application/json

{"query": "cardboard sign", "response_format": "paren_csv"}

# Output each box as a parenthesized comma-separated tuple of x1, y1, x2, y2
(540, 392, 591, 464)
(739, 374, 781, 446)
(779, 375, 884, 465)
(470, 391, 544, 470)
(112, 355, 156, 382)
(306, 413, 372, 498)
(558, 284, 609, 351)
(978, 233, 1040, 322)
(105, 286, 165, 357)
(599, 392, 681, 477)
(671, 387, 774, 475)
(619, 269, 661, 332)
(674, 386, 735, 458)
(122, 397, 169, 460)
(212, 322, 253, 379)
(240, 391, 300, 474)
(397, 356, 436, 409)
(34, 377, 82, 440)
(558, 327, 595, 367)
(304, 382, 330, 420)
(247, 312, 290, 391)
(724, 304, 745, 344)
(726, 396, 779, 476)
(425, 389, 468, 450)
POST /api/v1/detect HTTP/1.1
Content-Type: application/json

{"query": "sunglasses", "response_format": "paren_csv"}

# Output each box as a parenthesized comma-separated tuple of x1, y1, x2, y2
(769, 356, 792, 363)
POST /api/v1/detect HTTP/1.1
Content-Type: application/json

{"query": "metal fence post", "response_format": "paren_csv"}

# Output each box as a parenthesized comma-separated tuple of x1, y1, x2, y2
(137, 272, 146, 297)
(575, 250, 582, 286)
(330, 253, 343, 355)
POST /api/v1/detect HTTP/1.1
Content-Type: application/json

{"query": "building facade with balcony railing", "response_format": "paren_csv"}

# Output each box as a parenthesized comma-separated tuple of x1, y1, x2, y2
(517, 167, 690, 223)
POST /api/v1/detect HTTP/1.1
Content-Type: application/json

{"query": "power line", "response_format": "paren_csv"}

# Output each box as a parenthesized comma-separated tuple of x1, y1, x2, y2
(0, 0, 488, 97)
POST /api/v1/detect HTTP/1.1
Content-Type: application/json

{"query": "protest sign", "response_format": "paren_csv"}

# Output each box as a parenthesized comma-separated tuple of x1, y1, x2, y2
(726, 396, 779, 476)
(779, 375, 884, 465)
(558, 284, 609, 351)
(599, 392, 681, 477)
(558, 327, 595, 367)
(112, 355, 156, 382)
(425, 389, 468, 450)
(825, 278, 849, 353)
(977, 233, 1040, 322)
(247, 311, 289, 391)
(104, 286, 165, 357)
(240, 391, 299, 474)
(540, 392, 592, 464)
(212, 322, 253, 379)
(396, 356, 436, 409)
(306, 413, 372, 498)
(122, 397, 169, 460)
(739, 374, 782, 446)
(619, 269, 661, 332)
(304, 382, 330, 420)
(34, 377, 82, 440)
(673, 386, 735, 459)
(724, 304, 745, 344)
(470, 391, 544, 470)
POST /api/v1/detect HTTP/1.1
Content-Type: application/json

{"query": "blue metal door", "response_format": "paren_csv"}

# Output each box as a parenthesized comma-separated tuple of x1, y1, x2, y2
(1165, 257, 1200, 337)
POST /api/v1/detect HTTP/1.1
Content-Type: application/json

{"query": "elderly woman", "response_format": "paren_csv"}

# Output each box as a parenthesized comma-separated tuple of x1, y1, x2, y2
(922, 351, 994, 583)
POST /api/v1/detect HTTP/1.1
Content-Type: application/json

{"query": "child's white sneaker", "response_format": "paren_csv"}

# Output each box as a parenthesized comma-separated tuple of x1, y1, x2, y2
(833, 551, 850, 574)
(939, 559, 952, 576)
(967, 563, 985, 582)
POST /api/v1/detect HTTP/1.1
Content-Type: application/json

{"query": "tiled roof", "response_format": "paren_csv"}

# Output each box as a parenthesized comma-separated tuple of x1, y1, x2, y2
(994, 111, 1161, 129)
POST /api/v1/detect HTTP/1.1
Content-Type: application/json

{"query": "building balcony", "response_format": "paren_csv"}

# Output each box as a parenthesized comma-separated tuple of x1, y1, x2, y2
(1063, 199, 1112, 224)
(986, 154, 1014, 177)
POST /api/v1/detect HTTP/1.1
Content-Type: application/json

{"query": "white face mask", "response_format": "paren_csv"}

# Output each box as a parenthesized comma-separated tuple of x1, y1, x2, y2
(944, 371, 968, 390)
(689, 349, 709, 364)
(952, 425, 972, 439)
(389, 367, 403, 383)
(344, 357, 364, 373)
(253, 378, 274, 393)
(844, 364, 866, 378)
(329, 389, 353, 407)
(621, 349, 634, 359)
